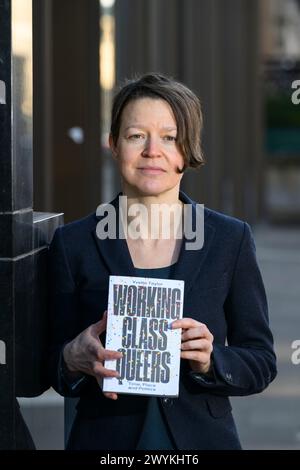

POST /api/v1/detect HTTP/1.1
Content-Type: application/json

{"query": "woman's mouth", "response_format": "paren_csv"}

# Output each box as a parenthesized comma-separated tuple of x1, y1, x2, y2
(138, 167, 166, 174)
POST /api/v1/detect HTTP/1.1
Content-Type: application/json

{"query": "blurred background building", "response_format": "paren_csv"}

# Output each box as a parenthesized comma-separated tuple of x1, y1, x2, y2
(1, 0, 300, 450)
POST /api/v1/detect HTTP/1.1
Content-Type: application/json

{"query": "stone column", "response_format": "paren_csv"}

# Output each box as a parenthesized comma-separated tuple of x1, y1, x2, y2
(0, 0, 63, 449)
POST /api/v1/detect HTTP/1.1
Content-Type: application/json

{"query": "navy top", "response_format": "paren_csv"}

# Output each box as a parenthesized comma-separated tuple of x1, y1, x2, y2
(134, 264, 177, 451)
(59, 263, 177, 450)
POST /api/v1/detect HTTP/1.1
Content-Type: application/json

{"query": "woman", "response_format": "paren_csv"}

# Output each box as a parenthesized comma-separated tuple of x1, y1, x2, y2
(48, 73, 277, 450)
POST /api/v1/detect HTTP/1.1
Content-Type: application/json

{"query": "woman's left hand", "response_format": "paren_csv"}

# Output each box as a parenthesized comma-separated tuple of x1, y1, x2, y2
(172, 318, 214, 374)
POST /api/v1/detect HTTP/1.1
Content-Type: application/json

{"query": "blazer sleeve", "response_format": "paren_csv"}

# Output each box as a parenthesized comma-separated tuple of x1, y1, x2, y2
(190, 222, 277, 396)
(47, 227, 90, 397)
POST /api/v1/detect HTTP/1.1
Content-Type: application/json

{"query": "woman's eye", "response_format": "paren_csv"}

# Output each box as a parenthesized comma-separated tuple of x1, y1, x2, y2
(163, 135, 177, 142)
(128, 134, 144, 140)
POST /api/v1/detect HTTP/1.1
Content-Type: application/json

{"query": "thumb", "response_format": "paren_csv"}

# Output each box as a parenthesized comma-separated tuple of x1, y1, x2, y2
(92, 310, 108, 336)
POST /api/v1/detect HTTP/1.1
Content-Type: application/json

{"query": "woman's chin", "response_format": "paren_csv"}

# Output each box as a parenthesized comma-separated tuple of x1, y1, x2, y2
(133, 185, 169, 197)
(122, 177, 181, 198)
(122, 181, 167, 197)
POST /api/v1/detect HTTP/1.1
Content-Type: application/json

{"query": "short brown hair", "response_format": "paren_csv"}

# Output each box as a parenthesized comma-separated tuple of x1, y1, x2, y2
(110, 73, 205, 172)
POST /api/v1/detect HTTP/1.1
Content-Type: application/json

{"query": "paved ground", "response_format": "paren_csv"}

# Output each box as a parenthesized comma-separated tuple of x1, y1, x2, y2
(19, 224, 300, 449)
(19, 391, 64, 449)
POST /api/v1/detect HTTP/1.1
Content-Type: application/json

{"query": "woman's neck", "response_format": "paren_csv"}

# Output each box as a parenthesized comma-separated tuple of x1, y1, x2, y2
(120, 188, 183, 241)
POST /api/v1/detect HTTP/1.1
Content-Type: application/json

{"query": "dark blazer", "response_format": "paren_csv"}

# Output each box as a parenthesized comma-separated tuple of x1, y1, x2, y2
(48, 191, 277, 450)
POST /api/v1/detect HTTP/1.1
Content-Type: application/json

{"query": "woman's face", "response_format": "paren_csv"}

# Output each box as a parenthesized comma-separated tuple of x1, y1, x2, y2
(110, 98, 185, 198)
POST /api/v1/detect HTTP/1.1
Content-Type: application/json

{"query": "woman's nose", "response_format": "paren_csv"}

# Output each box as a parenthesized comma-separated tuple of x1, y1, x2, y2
(142, 136, 161, 157)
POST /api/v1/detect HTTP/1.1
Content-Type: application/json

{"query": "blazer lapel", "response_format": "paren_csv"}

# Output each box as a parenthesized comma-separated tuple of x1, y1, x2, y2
(172, 191, 216, 296)
(92, 191, 216, 293)
(92, 193, 137, 277)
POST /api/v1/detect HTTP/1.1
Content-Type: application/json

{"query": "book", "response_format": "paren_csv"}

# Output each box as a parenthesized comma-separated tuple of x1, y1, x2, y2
(103, 275, 184, 397)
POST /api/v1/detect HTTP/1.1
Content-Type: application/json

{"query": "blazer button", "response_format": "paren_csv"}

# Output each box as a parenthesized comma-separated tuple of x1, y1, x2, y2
(162, 397, 173, 406)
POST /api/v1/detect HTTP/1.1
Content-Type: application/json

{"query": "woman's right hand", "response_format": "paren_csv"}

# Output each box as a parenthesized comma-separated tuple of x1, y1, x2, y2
(62, 311, 122, 400)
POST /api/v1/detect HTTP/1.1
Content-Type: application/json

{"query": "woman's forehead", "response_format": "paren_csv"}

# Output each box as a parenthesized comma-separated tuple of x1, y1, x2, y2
(120, 97, 177, 128)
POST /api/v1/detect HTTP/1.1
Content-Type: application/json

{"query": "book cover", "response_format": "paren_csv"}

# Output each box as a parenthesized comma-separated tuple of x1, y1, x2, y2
(103, 275, 184, 397)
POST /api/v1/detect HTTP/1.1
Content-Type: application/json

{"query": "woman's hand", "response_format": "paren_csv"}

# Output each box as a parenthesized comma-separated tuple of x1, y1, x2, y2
(63, 311, 122, 400)
(171, 318, 214, 374)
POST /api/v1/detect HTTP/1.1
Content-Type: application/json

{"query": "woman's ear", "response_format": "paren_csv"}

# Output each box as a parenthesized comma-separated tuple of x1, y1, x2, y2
(109, 134, 118, 160)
